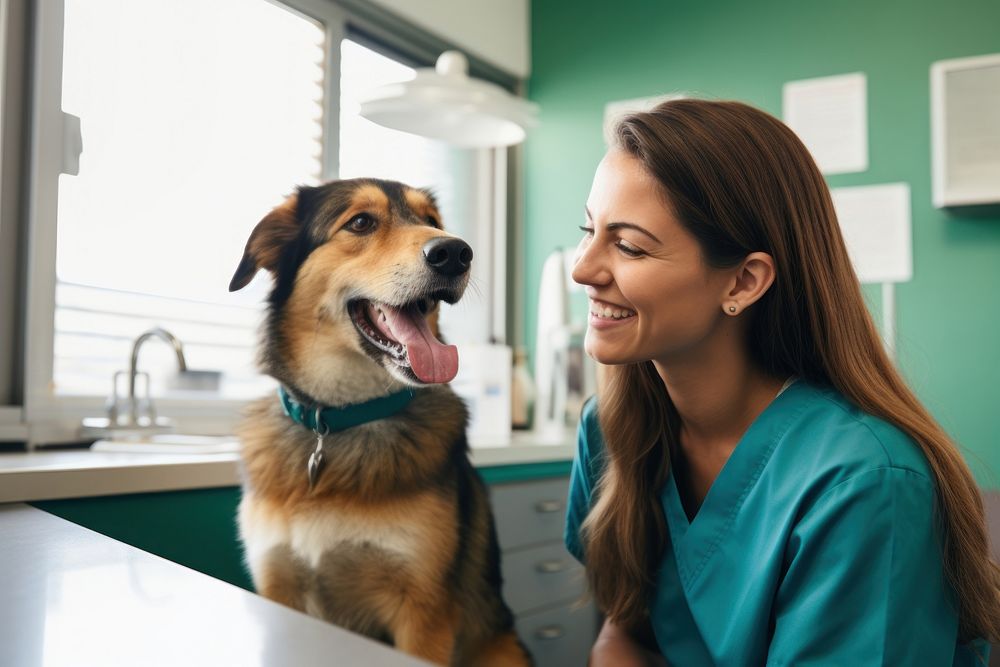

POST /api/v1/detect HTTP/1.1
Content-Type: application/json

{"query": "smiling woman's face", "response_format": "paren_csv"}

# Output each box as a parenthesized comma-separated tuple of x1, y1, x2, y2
(572, 149, 735, 366)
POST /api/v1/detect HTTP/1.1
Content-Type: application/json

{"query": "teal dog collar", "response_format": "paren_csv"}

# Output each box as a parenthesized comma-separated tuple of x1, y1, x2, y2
(278, 385, 415, 434)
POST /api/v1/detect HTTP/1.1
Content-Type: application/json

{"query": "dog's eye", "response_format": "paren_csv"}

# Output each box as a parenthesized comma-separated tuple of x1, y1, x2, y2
(346, 214, 376, 234)
(425, 215, 439, 228)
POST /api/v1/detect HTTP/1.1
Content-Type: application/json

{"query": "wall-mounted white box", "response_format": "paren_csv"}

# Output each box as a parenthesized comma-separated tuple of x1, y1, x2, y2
(931, 53, 1000, 208)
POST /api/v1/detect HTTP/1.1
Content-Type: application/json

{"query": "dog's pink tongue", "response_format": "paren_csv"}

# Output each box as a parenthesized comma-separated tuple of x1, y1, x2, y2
(380, 305, 458, 384)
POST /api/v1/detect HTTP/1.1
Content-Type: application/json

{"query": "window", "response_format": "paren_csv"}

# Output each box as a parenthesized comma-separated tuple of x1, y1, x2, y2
(22, 1, 514, 441)
(50, 0, 324, 401)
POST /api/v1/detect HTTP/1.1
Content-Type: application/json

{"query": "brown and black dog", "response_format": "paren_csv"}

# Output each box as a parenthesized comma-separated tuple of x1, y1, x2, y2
(229, 178, 531, 666)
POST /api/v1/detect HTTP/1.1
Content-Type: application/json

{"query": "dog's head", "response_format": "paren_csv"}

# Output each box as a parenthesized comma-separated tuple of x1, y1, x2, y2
(229, 179, 472, 395)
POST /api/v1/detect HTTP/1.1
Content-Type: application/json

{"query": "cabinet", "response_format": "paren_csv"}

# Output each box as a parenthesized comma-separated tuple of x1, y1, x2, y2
(491, 477, 597, 667)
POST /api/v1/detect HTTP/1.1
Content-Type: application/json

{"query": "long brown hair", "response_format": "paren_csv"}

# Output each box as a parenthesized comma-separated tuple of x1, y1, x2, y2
(580, 99, 1000, 642)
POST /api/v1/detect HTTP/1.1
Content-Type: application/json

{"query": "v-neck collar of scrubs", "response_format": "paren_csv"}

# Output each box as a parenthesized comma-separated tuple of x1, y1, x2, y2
(663, 377, 805, 588)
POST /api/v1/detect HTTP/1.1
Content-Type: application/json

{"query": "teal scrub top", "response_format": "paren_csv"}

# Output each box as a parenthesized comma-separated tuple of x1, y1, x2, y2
(565, 380, 990, 666)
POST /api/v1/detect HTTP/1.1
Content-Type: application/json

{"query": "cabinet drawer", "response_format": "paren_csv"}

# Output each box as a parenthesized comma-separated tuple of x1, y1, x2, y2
(491, 478, 570, 550)
(516, 601, 597, 667)
(501, 542, 584, 614)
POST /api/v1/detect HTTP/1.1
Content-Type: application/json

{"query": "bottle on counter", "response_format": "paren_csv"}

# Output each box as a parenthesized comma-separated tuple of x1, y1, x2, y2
(511, 346, 535, 430)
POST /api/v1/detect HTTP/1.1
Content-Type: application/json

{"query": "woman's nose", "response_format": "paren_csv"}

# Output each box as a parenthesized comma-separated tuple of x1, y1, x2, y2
(571, 239, 609, 287)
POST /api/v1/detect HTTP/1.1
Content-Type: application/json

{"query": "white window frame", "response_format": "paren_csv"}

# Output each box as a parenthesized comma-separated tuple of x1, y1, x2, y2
(0, 0, 25, 440)
(22, 0, 515, 447)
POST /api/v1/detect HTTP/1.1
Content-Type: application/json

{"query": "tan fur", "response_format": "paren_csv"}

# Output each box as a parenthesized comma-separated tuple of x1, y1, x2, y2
(317, 184, 390, 237)
(471, 633, 535, 667)
(256, 544, 308, 611)
(238, 390, 527, 665)
(229, 195, 300, 291)
(393, 601, 459, 664)
(404, 189, 441, 225)
(233, 179, 532, 666)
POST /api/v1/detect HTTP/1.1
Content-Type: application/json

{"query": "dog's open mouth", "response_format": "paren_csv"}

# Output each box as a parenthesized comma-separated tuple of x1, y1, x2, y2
(348, 299, 458, 384)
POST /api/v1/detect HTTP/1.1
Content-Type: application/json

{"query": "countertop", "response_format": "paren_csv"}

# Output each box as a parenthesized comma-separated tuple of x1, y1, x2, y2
(0, 431, 574, 503)
(0, 503, 430, 667)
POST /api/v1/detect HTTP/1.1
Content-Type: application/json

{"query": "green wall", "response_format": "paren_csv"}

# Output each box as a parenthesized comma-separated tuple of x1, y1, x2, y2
(523, 0, 1000, 487)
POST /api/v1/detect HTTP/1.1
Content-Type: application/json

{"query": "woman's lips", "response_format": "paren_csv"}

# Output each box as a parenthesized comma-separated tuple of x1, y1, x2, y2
(588, 299, 636, 329)
(589, 298, 636, 318)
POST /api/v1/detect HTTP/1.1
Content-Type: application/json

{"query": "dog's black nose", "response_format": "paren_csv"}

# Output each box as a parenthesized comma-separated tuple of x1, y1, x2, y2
(423, 237, 473, 277)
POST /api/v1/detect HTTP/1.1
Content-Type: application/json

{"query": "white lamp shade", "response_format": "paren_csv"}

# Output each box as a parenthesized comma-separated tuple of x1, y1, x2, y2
(358, 51, 538, 148)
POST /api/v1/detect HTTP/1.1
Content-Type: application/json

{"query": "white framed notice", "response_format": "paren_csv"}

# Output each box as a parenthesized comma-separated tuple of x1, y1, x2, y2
(931, 53, 1000, 207)
(830, 183, 912, 284)
(830, 182, 912, 361)
(783, 73, 868, 175)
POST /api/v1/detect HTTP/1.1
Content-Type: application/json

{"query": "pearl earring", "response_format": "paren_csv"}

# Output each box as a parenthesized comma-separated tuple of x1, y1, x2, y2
(728, 305, 737, 313)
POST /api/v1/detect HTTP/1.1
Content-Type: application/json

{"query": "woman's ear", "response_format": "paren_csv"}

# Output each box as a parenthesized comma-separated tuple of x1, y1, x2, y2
(724, 251, 776, 311)
(228, 195, 300, 292)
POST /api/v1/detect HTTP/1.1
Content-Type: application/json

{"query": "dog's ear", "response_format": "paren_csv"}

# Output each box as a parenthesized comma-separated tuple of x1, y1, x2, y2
(229, 195, 300, 292)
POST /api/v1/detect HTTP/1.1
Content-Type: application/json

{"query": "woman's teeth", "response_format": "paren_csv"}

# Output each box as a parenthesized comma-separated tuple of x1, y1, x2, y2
(590, 301, 636, 319)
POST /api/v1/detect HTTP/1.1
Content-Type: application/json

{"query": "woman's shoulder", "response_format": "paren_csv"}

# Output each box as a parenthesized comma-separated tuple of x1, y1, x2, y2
(576, 394, 606, 468)
(774, 381, 935, 486)
(581, 393, 600, 426)
(578, 394, 603, 446)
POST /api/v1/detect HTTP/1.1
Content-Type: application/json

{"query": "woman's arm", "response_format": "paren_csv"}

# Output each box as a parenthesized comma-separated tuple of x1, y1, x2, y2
(590, 620, 668, 667)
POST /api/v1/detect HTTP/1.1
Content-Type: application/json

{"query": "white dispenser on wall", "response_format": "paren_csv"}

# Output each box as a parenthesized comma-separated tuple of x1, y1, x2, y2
(533, 248, 595, 444)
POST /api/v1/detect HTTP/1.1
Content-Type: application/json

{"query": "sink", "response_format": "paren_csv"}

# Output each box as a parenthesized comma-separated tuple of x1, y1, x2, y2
(90, 434, 240, 455)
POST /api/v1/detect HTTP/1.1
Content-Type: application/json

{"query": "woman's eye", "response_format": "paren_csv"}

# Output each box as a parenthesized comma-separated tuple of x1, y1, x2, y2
(347, 214, 376, 234)
(578, 225, 595, 237)
(616, 241, 643, 257)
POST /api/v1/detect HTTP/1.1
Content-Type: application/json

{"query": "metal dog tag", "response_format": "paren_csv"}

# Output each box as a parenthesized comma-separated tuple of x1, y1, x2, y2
(307, 433, 325, 490)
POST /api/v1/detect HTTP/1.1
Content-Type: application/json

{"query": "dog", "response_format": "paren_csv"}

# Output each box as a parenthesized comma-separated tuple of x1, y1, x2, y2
(228, 178, 532, 666)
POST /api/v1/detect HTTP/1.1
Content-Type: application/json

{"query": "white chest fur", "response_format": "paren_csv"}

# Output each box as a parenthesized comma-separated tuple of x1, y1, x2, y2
(238, 495, 446, 577)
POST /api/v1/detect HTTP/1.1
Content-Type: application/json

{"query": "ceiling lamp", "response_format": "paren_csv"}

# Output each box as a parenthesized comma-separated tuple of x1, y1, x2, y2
(359, 50, 538, 148)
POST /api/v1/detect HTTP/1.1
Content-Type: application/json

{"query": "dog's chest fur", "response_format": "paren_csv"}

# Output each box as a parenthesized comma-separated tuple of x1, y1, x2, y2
(239, 491, 454, 573)
(236, 389, 468, 627)
(241, 494, 458, 636)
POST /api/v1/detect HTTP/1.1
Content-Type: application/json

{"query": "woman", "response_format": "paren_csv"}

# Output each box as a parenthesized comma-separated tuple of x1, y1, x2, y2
(564, 99, 998, 666)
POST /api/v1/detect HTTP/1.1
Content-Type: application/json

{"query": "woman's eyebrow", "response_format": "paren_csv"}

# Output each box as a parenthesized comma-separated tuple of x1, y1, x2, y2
(585, 206, 661, 243)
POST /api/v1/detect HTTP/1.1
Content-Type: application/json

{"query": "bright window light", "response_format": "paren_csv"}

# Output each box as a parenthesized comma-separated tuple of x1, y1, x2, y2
(54, 0, 324, 398)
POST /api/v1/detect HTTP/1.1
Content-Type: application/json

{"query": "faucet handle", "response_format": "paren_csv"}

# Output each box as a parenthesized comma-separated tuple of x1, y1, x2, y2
(106, 370, 156, 426)
(106, 370, 126, 424)
(134, 371, 157, 425)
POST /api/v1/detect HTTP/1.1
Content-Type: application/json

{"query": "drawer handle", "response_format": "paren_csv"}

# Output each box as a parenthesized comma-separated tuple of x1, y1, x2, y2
(535, 559, 568, 574)
(534, 625, 565, 641)
(534, 499, 563, 513)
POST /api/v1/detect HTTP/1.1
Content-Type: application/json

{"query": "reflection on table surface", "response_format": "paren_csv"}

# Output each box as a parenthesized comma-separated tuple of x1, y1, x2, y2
(0, 504, 430, 667)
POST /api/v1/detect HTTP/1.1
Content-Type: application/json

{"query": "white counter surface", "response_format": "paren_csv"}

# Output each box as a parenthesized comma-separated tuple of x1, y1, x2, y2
(0, 432, 574, 503)
(0, 503, 431, 667)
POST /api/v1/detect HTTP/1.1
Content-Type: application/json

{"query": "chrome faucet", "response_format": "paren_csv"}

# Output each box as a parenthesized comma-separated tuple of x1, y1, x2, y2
(124, 327, 188, 425)
(80, 327, 188, 438)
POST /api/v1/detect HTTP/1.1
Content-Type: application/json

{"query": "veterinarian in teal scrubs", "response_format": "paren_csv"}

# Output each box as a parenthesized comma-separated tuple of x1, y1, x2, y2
(564, 99, 997, 666)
